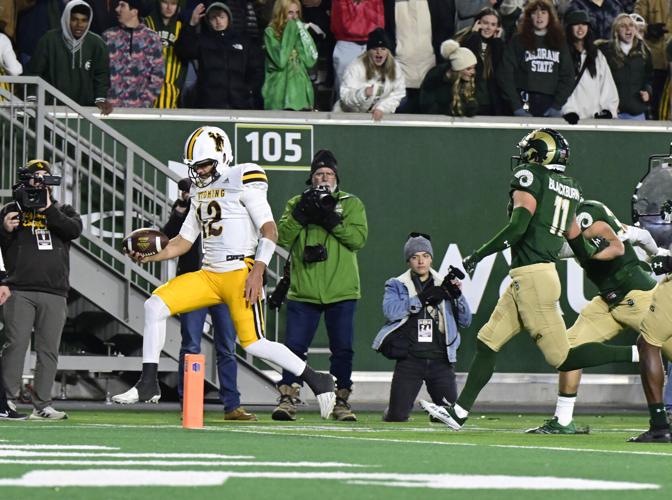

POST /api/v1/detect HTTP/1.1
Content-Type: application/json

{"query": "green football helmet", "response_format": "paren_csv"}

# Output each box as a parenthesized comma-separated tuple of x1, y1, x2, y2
(517, 128, 570, 170)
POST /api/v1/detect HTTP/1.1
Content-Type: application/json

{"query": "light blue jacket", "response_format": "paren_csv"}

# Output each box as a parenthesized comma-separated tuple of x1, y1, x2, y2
(371, 268, 472, 363)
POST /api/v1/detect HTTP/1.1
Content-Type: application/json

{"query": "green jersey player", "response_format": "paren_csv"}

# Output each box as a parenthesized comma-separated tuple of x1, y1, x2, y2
(421, 128, 637, 430)
(528, 199, 665, 435)
(632, 229, 672, 442)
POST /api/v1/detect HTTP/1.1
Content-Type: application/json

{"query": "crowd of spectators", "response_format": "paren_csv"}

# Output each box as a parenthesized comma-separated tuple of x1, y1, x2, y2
(1, 0, 672, 121)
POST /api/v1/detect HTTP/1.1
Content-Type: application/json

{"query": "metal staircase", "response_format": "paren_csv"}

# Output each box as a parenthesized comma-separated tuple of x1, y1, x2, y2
(0, 76, 279, 404)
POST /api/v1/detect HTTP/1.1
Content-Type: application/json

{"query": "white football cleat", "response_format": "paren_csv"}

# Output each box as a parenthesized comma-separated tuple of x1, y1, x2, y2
(112, 386, 160, 405)
(419, 399, 463, 430)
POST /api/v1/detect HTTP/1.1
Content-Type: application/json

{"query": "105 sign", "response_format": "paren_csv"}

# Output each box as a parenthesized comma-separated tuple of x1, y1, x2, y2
(235, 124, 313, 170)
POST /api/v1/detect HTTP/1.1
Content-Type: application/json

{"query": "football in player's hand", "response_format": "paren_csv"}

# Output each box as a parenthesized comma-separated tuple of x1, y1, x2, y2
(122, 228, 169, 257)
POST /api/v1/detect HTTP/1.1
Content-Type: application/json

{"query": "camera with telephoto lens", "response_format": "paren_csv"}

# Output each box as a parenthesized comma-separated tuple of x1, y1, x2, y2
(268, 275, 290, 310)
(12, 167, 62, 210)
(306, 185, 337, 212)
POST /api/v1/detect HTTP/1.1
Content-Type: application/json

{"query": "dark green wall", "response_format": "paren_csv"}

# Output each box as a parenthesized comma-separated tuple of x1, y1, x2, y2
(109, 117, 669, 373)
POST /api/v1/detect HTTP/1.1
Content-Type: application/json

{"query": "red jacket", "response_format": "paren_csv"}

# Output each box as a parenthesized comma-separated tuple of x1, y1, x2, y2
(330, 0, 384, 42)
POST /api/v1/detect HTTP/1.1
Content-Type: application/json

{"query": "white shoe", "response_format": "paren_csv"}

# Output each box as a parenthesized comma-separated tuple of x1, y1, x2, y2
(316, 391, 336, 419)
(419, 400, 463, 430)
(29, 406, 68, 420)
(111, 386, 161, 404)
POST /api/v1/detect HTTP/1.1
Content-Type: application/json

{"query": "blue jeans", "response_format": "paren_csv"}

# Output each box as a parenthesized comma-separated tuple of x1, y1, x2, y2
(617, 112, 646, 120)
(280, 299, 357, 390)
(177, 304, 240, 412)
(665, 362, 672, 411)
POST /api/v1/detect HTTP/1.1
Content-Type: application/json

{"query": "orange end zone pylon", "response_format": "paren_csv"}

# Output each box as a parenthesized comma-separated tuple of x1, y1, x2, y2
(183, 354, 205, 429)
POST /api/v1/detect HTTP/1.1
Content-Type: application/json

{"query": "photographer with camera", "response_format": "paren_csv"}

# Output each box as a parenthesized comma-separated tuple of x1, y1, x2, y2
(272, 149, 368, 421)
(0, 160, 82, 420)
(372, 234, 471, 422)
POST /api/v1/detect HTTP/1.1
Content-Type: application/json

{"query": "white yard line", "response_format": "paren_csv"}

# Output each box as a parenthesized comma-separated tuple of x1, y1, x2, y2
(0, 469, 659, 490)
(0, 459, 366, 467)
(11, 422, 672, 458)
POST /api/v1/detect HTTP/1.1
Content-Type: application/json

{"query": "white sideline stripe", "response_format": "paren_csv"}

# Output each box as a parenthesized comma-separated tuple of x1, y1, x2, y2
(223, 428, 672, 458)
(2, 451, 254, 459)
(16, 423, 672, 458)
(0, 460, 365, 467)
(0, 469, 658, 490)
(0, 444, 118, 450)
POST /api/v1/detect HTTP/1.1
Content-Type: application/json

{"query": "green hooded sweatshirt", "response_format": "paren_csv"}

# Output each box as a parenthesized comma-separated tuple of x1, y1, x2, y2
(28, 0, 109, 106)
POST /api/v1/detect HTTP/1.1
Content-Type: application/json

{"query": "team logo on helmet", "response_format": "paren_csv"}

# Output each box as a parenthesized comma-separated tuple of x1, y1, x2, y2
(518, 128, 570, 171)
(183, 126, 234, 188)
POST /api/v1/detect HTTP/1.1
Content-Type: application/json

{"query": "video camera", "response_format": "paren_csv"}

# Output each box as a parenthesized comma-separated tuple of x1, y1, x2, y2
(13, 167, 62, 210)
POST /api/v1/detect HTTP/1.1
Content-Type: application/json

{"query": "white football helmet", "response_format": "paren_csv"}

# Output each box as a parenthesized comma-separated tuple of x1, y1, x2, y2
(183, 126, 234, 187)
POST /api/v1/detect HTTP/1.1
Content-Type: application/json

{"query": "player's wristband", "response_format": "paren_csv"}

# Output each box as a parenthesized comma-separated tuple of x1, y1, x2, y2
(255, 237, 276, 266)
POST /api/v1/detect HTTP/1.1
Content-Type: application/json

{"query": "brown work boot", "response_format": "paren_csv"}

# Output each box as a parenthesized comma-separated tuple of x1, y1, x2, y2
(271, 383, 301, 421)
(332, 388, 357, 422)
(224, 407, 258, 421)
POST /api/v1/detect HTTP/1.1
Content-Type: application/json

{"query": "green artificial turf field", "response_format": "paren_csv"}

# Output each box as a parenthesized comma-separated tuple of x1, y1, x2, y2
(1, 409, 671, 499)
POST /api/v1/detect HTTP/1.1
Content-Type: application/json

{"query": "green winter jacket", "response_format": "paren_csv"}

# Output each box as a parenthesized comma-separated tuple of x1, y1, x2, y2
(28, 29, 110, 106)
(262, 19, 318, 110)
(277, 190, 368, 304)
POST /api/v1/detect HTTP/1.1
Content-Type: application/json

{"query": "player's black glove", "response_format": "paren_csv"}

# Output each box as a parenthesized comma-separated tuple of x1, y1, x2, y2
(650, 255, 672, 275)
(418, 285, 451, 307)
(646, 22, 668, 40)
(292, 190, 321, 226)
(463, 253, 479, 274)
(594, 110, 612, 119)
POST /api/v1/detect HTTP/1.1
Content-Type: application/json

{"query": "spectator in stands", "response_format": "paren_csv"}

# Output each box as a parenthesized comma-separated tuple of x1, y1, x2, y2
(0, 0, 33, 41)
(85, 0, 121, 35)
(459, 7, 505, 115)
(419, 39, 478, 116)
(383, 0, 455, 113)
(561, 9, 618, 123)
(0, 23, 22, 81)
(499, 0, 525, 41)
(497, 0, 574, 117)
(372, 234, 471, 423)
(634, 0, 672, 119)
(331, 0, 384, 97)
(273, 149, 368, 422)
(146, 0, 187, 108)
(262, 0, 318, 110)
(175, 2, 263, 109)
(335, 27, 405, 120)
(600, 12, 652, 119)
(103, 0, 163, 108)
(660, 36, 672, 119)
(565, 0, 625, 41)
(162, 178, 256, 421)
(0, 159, 83, 421)
(15, 0, 63, 65)
(455, 0, 498, 33)
(28, 0, 112, 114)
(301, 0, 334, 88)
